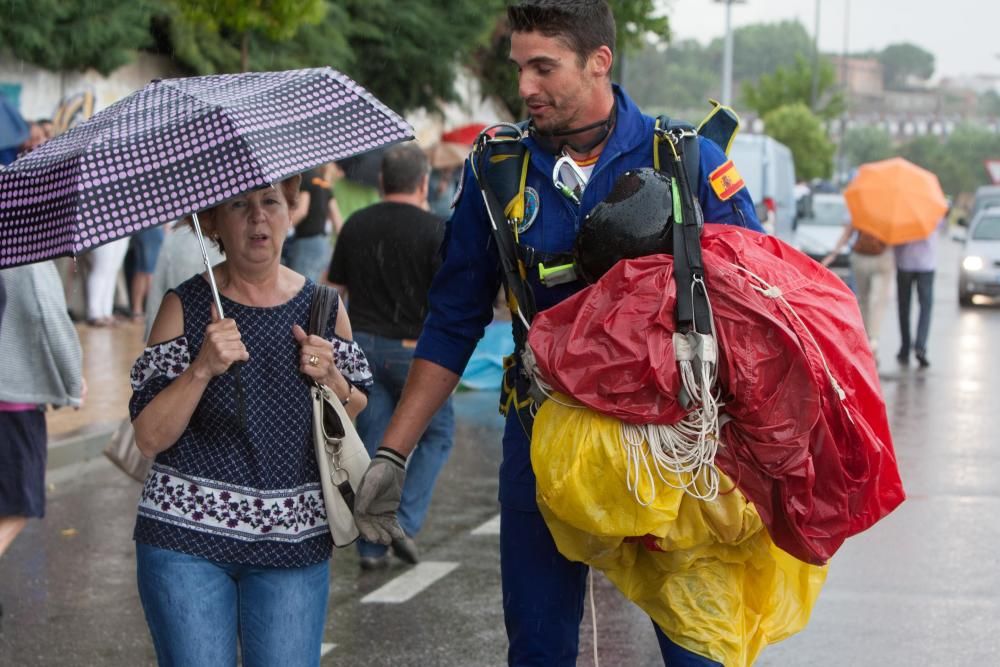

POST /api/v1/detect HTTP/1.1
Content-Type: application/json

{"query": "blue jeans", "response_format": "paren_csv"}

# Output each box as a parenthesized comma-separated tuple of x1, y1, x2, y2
(896, 269, 934, 356)
(353, 331, 456, 558)
(136, 543, 330, 667)
(500, 507, 721, 666)
(285, 235, 332, 283)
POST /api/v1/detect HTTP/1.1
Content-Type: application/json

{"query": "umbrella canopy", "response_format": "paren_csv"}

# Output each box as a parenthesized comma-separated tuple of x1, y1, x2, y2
(0, 67, 412, 269)
(843, 157, 947, 245)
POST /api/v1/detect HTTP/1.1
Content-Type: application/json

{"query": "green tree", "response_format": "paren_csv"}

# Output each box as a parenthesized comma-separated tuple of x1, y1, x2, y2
(978, 91, 1000, 117)
(878, 43, 935, 90)
(902, 124, 1000, 195)
(612, 0, 671, 82)
(174, 0, 327, 72)
(742, 55, 845, 121)
(159, 0, 500, 113)
(336, 0, 504, 113)
(706, 21, 814, 85)
(762, 103, 834, 180)
(0, 0, 153, 75)
(623, 40, 715, 114)
(842, 126, 894, 168)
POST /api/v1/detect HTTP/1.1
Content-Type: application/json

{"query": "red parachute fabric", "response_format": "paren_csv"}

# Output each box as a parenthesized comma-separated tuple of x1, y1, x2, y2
(527, 225, 905, 564)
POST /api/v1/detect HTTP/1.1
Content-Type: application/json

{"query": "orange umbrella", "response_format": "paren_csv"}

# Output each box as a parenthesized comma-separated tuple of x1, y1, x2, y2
(843, 157, 948, 245)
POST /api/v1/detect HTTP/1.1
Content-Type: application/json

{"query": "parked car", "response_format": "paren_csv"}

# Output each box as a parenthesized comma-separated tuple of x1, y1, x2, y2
(958, 208, 1000, 306)
(793, 192, 850, 267)
(969, 184, 1000, 221)
(728, 134, 797, 240)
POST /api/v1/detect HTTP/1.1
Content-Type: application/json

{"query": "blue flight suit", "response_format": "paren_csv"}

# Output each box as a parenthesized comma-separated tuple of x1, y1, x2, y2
(414, 85, 761, 666)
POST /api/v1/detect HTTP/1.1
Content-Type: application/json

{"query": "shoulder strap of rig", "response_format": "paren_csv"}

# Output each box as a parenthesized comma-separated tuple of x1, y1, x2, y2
(469, 122, 536, 351)
(471, 101, 740, 339)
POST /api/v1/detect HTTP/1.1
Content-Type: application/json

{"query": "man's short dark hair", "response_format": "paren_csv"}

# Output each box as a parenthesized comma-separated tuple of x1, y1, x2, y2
(381, 142, 429, 195)
(507, 0, 616, 64)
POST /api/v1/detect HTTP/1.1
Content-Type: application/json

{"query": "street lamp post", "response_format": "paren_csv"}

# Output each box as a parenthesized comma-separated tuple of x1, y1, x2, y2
(713, 0, 747, 106)
(810, 0, 823, 110)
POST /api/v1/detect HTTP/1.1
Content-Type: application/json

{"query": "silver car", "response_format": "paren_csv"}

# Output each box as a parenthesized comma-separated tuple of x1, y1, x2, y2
(794, 192, 850, 267)
(958, 209, 1000, 306)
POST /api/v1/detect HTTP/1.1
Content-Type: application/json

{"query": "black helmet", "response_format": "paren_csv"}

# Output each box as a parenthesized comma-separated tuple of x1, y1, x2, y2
(573, 168, 675, 284)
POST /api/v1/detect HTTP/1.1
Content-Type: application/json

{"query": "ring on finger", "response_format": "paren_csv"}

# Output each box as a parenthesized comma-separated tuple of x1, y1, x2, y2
(308, 354, 320, 367)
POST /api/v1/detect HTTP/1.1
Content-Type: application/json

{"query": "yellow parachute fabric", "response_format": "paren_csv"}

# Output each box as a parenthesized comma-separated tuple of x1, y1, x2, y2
(531, 396, 827, 666)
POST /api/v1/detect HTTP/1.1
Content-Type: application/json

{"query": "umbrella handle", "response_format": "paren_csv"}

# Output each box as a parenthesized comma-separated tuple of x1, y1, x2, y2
(192, 212, 246, 430)
(230, 362, 247, 431)
(191, 212, 226, 317)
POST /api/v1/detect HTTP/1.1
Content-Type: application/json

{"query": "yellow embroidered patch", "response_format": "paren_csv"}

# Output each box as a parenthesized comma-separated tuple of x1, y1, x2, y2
(709, 160, 745, 201)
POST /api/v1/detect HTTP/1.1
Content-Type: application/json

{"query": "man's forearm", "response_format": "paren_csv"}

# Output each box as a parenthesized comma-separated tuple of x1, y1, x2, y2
(382, 358, 461, 457)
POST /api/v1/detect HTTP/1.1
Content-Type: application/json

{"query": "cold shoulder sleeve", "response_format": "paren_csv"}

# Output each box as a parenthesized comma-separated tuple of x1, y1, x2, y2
(331, 334, 373, 395)
(129, 335, 191, 419)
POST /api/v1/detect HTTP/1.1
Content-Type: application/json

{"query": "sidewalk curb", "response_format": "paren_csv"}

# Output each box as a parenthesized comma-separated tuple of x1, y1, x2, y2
(47, 426, 116, 471)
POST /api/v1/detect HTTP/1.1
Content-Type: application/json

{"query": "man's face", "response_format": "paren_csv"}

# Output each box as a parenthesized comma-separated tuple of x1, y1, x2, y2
(510, 30, 598, 134)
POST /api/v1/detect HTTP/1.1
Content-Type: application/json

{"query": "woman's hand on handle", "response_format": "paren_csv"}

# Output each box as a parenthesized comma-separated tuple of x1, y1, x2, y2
(191, 303, 250, 380)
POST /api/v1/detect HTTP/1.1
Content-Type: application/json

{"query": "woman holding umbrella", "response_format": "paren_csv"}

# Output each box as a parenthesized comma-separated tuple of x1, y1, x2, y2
(129, 175, 371, 666)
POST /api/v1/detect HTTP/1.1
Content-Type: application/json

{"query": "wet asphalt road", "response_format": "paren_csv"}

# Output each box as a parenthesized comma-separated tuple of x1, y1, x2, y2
(1, 238, 998, 666)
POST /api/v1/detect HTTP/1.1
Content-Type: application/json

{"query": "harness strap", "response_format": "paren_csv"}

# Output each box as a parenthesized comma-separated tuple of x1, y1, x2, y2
(471, 125, 537, 331)
(655, 116, 712, 334)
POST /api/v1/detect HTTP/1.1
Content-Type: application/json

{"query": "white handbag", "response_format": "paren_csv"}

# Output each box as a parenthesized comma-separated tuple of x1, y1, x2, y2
(308, 284, 371, 547)
(311, 381, 370, 547)
(103, 418, 153, 483)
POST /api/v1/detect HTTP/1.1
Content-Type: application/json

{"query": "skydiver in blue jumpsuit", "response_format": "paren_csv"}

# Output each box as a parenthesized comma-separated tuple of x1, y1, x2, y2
(352, 1, 763, 665)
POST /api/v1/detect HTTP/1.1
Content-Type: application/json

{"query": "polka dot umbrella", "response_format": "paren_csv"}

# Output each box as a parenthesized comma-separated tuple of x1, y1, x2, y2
(0, 66, 413, 313)
(0, 68, 411, 430)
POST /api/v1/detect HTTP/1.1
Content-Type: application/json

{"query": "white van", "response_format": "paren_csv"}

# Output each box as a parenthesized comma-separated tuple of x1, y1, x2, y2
(727, 134, 797, 240)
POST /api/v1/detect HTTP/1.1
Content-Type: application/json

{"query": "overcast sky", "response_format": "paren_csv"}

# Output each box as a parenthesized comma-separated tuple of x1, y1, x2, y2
(664, 0, 994, 80)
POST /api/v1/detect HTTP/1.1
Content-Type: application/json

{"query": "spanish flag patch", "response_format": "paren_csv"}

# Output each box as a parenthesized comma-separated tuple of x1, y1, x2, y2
(708, 160, 745, 201)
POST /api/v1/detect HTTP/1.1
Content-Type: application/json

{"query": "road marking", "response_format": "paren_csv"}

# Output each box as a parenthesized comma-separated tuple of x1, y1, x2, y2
(360, 562, 459, 604)
(321, 643, 336, 657)
(471, 513, 500, 535)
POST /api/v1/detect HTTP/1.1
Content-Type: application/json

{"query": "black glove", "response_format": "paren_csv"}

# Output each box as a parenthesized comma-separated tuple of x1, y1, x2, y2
(353, 447, 407, 544)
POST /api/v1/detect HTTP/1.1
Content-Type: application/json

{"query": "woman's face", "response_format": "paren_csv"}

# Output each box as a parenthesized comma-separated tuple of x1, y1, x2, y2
(211, 186, 291, 266)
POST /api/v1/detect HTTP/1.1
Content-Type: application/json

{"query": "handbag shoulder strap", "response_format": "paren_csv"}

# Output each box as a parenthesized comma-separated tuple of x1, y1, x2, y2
(308, 284, 338, 337)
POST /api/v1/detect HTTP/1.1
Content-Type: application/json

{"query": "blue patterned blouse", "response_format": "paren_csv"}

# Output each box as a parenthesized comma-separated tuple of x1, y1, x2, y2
(129, 276, 372, 568)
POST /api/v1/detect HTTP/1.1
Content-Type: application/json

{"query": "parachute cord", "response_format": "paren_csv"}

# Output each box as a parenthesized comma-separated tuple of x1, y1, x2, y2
(620, 423, 660, 506)
(521, 345, 583, 411)
(589, 569, 600, 667)
(729, 264, 850, 413)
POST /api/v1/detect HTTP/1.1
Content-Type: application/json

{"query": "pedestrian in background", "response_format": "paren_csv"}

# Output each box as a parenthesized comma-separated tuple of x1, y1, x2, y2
(129, 226, 166, 322)
(327, 142, 454, 571)
(130, 176, 371, 666)
(823, 218, 894, 355)
(37, 118, 55, 141)
(143, 220, 225, 342)
(287, 164, 343, 281)
(16, 121, 45, 157)
(83, 236, 130, 326)
(0, 261, 85, 617)
(894, 218, 944, 367)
